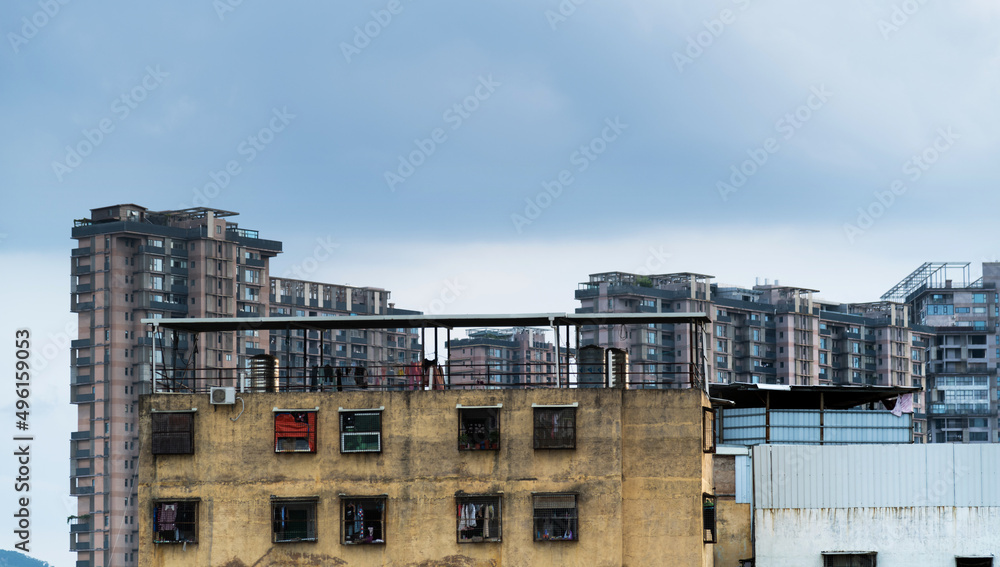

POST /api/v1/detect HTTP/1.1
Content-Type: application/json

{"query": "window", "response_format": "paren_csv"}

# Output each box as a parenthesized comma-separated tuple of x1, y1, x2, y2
(340, 409, 382, 453)
(275, 411, 317, 453)
(703, 494, 717, 544)
(151, 412, 193, 454)
(459, 406, 500, 450)
(341, 496, 386, 544)
(823, 552, 877, 567)
(271, 498, 317, 542)
(533, 494, 577, 541)
(956, 559, 993, 567)
(533, 406, 576, 449)
(703, 408, 716, 453)
(456, 494, 502, 543)
(152, 500, 198, 543)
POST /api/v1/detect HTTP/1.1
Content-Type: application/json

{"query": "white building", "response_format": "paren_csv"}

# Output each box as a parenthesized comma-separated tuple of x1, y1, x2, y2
(752, 444, 1000, 567)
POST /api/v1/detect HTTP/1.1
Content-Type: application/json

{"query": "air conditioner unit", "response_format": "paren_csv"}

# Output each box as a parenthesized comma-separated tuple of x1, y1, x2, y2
(210, 386, 236, 405)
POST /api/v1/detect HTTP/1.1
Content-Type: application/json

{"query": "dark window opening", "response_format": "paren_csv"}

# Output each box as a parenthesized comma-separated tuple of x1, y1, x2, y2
(153, 500, 197, 543)
(340, 411, 381, 453)
(272, 499, 317, 543)
(151, 412, 193, 455)
(459, 407, 500, 451)
(275, 411, 317, 453)
(456, 495, 502, 543)
(533, 407, 576, 450)
(703, 494, 717, 544)
(957, 559, 994, 567)
(823, 552, 877, 567)
(533, 493, 577, 541)
(341, 497, 386, 545)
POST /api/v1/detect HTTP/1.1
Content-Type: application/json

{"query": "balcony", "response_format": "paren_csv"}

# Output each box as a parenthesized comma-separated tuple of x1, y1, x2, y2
(72, 373, 93, 385)
(70, 486, 95, 496)
(71, 449, 91, 459)
(71, 302, 95, 313)
(843, 331, 861, 340)
(70, 522, 91, 533)
(71, 392, 95, 404)
(244, 257, 266, 268)
(71, 246, 92, 257)
(72, 283, 92, 294)
(73, 468, 92, 477)
(69, 540, 91, 551)
(70, 431, 91, 441)
(73, 357, 92, 367)
(73, 264, 92, 275)
(148, 301, 187, 314)
(71, 338, 92, 349)
(171, 284, 188, 294)
(169, 265, 188, 275)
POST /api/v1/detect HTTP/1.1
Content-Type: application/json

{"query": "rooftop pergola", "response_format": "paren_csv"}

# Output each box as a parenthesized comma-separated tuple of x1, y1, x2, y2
(141, 312, 713, 391)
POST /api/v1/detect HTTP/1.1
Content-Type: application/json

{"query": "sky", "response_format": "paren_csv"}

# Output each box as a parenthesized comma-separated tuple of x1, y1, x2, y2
(2, 1, 999, 564)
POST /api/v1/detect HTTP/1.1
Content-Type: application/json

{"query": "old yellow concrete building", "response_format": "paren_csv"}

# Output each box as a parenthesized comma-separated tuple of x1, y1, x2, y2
(138, 387, 716, 566)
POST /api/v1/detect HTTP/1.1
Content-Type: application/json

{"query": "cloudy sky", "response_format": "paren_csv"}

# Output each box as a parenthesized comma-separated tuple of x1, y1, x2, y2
(2, 1, 999, 563)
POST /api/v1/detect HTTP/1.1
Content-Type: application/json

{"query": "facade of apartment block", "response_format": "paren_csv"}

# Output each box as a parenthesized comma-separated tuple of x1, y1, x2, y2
(69, 204, 421, 567)
(446, 328, 571, 387)
(138, 387, 717, 567)
(889, 262, 1000, 446)
(576, 272, 934, 442)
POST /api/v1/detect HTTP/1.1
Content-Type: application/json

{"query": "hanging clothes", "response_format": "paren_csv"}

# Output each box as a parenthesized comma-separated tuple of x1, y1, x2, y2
(159, 503, 177, 531)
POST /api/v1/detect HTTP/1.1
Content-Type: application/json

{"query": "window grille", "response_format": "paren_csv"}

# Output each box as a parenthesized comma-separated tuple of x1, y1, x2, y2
(153, 500, 198, 543)
(703, 494, 717, 544)
(532, 493, 577, 541)
(275, 411, 316, 453)
(341, 497, 386, 545)
(459, 407, 500, 451)
(151, 412, 193, 455)
(703, 408, 716, 453)
(456, 495, 502, 543)
(533, 407, 576, 449)
(272, 498, 317, 543)
(340, 411, 381, 453)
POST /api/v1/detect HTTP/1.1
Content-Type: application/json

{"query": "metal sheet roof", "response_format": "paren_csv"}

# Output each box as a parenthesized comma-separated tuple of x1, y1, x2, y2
(710, 383, 920, 410)
(140, 312, 711, 332)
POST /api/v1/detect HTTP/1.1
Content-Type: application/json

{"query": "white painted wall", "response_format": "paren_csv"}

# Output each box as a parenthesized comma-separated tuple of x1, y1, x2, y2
(755, 506, 1000, 567)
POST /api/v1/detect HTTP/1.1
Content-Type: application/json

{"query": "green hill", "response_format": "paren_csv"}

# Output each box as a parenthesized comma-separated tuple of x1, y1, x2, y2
(0, 550, 53, 567)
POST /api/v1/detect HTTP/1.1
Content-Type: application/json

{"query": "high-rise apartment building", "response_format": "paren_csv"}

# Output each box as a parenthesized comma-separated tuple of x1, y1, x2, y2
(884, 262, 1000, 445)
(446, 328, 571, 387)
(575, 271, 933, 442)
(69, 204, 421, 567)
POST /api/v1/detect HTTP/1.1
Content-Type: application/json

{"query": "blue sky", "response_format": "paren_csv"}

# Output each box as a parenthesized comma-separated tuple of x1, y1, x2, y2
(2, 1, 1000, 564)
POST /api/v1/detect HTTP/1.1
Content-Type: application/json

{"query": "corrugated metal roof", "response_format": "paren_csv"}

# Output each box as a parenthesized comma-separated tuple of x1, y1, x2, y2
(753, 444, 1000, 509)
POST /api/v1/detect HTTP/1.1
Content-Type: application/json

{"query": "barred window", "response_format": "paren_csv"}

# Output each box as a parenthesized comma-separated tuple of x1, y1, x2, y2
(152, 500, 198, 544)
(340, 410, 381, 453)
(458, 406, 500, 451)
(151, 412, 193, 455)
(533, 406, 576, 449)
(456, 495, 502, 543)
(532, 493, 577, 541)
(341, 496, 386, 545)
(275, 411, 317, 453)
(272, 498, 317, 543)
(703, 408, 716, 453)
(703, 494, 717, 544)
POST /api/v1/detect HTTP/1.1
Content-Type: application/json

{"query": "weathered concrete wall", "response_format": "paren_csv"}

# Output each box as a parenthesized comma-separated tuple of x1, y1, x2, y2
(714, 499, 751, 567)
(756, 507, 1000, 566)
(139, 388, 714, 567)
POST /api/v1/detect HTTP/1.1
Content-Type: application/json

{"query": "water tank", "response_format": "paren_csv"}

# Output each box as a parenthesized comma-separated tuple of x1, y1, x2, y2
(248, 354, 279, 392)
(577, 345, 605, 388)
(605, 348, 629, 388)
